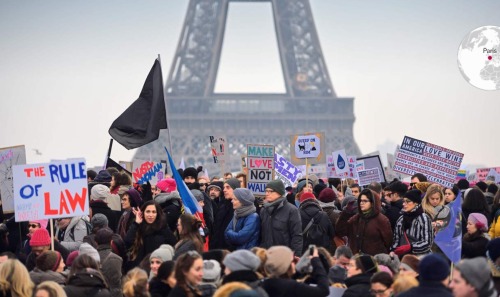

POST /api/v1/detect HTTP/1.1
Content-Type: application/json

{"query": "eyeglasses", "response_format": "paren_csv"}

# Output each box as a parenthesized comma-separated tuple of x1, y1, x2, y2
(359, 199, 371, 204)
(199, 183, 209, 187)
(370, 288, 388, 295)
(28, 224, 40, 228)
(385, 192, 393, 197)
(402, 198, 414, 204)
(409, 182, 417, 188)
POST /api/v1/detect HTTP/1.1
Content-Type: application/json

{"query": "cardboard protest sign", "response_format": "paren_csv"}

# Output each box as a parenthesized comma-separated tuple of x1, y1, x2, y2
(247, 144, 275, 196)
(358, 168, 382, 186)
(332, 149, 349, 176)
(357, 155, 386, 183)
(13, 159, 89, 222)
(132, 160, 166, 185)
(476, 167, 500, 182)
(290, 132, 326, 165)
(274, 153, 302, 187)
(209, 135, 228, 164)
(393, 136, 463, 188)
(0, 145, 27, 214)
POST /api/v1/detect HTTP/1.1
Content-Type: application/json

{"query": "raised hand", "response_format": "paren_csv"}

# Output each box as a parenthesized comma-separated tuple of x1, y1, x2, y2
(132, 207, 143, 224)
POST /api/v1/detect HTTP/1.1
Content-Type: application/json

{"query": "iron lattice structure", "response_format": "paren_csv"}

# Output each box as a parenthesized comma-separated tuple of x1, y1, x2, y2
(134, 0, 360, 174)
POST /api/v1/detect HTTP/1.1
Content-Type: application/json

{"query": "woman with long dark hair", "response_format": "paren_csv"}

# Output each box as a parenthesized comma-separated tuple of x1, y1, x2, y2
(117, 188, 143, 239)
(462, 188, 491, 235)
(174, 214, 204, 260)
(168, 251, 204, 297)
(64, 254, 110, 297)
(125, 200, 177, 270)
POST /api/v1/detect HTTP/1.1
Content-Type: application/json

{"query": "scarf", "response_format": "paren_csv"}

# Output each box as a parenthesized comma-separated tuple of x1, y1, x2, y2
(361, 209, 374, 219)
(318, 200, 337, 210)
(402, 204, 423, 230)
(263, 197, 286, 215)
(233, 204, 256, 228)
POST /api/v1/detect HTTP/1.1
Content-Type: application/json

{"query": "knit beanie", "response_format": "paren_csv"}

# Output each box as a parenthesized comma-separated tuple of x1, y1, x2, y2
(94, 170, 112, 183)
(296, 180, 313, 194)
(150, 244, 174, 262)
(318, 188, 336, 203)
(313, 183, 327, 198)
(225, 178, 241, 190)
(400, 254, 420, 274)
(208, 181, 223, 192)
(356, 255, 378, 274)
(183, 167, 198, 181)
(404, 189, 423, 204)
(328, 266, 347, 283)
(191, 189, 205, 202)
(202, 260, 221, 283)
(30, 228, 51, 247)
(455, 257, 492, 292)
(223, 250, 261, 272)
(66, 251, 79, 267)
(36, 251, 62, 272)
(467, 213, 488, 232)
(91, 184, 111, 201)
(265, 180, 285, 196)
(299, 192, 316, 204)
(419, 254, 449, 281)
(79, 242, 100, 263)
(30, 219, 48, 230)
(157, 178, 176, 193)
(265, 246, 293, 277)
(233, 188, 255, 206)
(487, 238, 500, 262)
(125, 188, 143, 208)
(374, 253, 400, 274)
(91, 213, 108, 229)
(298, 175, 319, 187)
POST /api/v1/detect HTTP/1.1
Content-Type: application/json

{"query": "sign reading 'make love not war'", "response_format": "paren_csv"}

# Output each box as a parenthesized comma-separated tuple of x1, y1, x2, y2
(247, 144, 275, 196)
(13, 159, 89, 222)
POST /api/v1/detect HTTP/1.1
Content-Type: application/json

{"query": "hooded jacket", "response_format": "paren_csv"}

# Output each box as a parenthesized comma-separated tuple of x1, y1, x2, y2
(299, 199, 335, 253)
(154, 191, 182, 232)
(336, 192, 393, 255)
(209, 194, 235, 250)
(55, 216, 90, 252)
(64, 269, 111, 297)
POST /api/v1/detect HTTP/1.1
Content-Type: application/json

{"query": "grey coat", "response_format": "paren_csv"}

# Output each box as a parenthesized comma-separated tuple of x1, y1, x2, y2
(98, 245, 123, 297)
(29, 268, 66, 286)
(260, 197, 303, 256)
(55, 216, 90, 252)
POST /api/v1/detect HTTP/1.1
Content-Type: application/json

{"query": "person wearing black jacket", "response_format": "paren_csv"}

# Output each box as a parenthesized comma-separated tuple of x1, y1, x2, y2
(343, 254, 379, 297)
(298, 192, 335, 253)
(209, 179, 239, 250)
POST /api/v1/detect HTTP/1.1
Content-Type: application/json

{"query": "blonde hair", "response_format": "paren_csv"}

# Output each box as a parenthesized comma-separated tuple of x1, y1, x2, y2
(422, 184, 444, 217)
(35, 281, 67, 297)
(213, 282, 251, 297)
(0, 259, 34, 297)
(122, 268, 150, 297)
(392, 274, 419, 295)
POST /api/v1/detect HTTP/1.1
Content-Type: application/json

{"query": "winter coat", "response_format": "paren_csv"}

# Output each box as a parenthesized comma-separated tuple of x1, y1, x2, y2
(64, 269, 111, 297)
(55, 216, 90, 252)
(383, 198, 404, 230)
(167, 285, 201, 297)
(260, 198, 303, 256)
(391, 208, 433, 255)
(299, 199, 335, 253)
(202, 193, 214, 237)
(29, 268, 66, 286)
(462, 232, 490, 259)
(209, 196, 234, 250)
(342, 273, 372, 297)
(262, 258, 329, 297)
(90, 200, 119, 232)
(173, 239, 200, 260)
(489, 209, 500, 239)
(98, 244, 123, 297)
(25, 241, 70, 271)
(150, 277, 173, 297)
(117, 209, 135, 240)
(225, 212, 260, 250)
(222, 270, 268, 297)
(124, 221, 177, 267)
(397, 281, 453, 297)
(462, 209, 491, 236)
(155, 192, 182, 232)
(336, 195, 393, 256)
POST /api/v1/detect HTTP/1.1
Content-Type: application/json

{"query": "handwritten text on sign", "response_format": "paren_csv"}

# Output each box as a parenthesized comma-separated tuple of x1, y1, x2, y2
(274, 153, 302, 187)
(13, 159, 89, 222)
(132, 160, 164, 185)
(393, 136, 463, 188)
(247, 144, 275, 196)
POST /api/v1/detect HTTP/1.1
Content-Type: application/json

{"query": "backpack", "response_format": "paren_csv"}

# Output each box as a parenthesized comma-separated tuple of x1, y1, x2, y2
(301, 211, 326, 247)
(69, 218, 92, 241)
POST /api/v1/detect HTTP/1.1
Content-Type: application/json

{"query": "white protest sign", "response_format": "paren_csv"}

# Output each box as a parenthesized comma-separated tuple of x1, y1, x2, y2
(290, 132, 326, 165)
(209, 135, 228, 164)
(332, 149, 349, 176)
(132, 159, 165, 185)
(274, 153, 303, 188)
(13, 159, 89, 222)
(247, 144, 275, 196)
(393, 136, 464, 188)
(358, 168, 382, 186)
(347, 156, 358, 179)
(0, 145, 26, 214)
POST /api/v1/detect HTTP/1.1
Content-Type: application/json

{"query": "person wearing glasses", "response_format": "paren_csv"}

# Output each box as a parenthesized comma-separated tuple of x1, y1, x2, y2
(336, 189, 393, 256)
(383, 181, 407, 229)
(390, 189, 434, 257)
(21, 219, 48, 260)
(370, 271, 394, 297)
(409, 173, 427, 189)
(169, 251, 204, 297)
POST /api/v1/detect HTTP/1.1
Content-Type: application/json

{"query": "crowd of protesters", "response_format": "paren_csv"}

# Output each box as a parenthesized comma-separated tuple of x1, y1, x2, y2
(0, 165, 499, 297)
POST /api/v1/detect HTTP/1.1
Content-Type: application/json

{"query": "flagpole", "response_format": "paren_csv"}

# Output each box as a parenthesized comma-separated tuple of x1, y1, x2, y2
(158, 54, 174, 171)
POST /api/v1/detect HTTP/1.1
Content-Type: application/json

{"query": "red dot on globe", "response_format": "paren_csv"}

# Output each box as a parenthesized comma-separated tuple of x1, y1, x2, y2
(488, 56, 493, 60)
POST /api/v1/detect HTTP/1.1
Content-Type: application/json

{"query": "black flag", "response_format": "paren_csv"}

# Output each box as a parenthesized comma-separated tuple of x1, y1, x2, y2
(109, 59, 167, 149)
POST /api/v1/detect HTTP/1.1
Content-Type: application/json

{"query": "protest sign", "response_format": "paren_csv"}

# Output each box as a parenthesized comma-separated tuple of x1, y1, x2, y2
(357, 155, 386, 183)
(0, 145, 26, 214)
(13, 159, 89, 222)
(456, 169, 467, 181)
(132, 159, 166, 185)
(347, 156, 358, 179)
(247, 144, 275, 196)
(209, 135, 228, 164)
(274, 153, 302, 187)
(290, 132, 326, 165)
(476, 167, 500, 182)
(358, 168, 382, 186)
(332, 149, 349, 176)
(393, 136, 463, 188)
(326, 155, 337, 178)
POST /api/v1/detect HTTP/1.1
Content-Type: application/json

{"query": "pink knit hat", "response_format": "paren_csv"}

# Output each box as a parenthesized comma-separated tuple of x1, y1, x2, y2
(157, 178, 176, 193)
(468, 213, 488, 232)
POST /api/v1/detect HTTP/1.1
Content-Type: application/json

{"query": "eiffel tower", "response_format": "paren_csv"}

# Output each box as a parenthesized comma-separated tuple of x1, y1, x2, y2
(134, 0, 360, 174)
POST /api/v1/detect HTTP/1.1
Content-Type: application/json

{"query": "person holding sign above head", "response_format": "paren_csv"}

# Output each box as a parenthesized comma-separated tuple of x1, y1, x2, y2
(260, 180, 303, 256)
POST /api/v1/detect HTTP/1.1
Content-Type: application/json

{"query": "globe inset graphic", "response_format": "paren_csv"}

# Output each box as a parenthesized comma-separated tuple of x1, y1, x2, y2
(457, 25, 500, 91)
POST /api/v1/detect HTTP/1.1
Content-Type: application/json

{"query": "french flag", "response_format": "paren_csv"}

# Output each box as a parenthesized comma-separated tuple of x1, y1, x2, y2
(165, 148, 204, 219)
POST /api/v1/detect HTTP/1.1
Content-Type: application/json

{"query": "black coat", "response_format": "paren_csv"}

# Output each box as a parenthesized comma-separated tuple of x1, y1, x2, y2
(299, 199, 335, 252)
(462, 232, 489, 259)
(384, 199, 404, 230)
(209, 196, 234, 250)
(397, 281, 453, 297)
(150, 277, 173, 297)
(167, 285, 201, 297)
(342, 273, 372, 297)
(64, 270, 111, 297)
(90, 200, 119, 232)
(25, 241, 69, 271)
